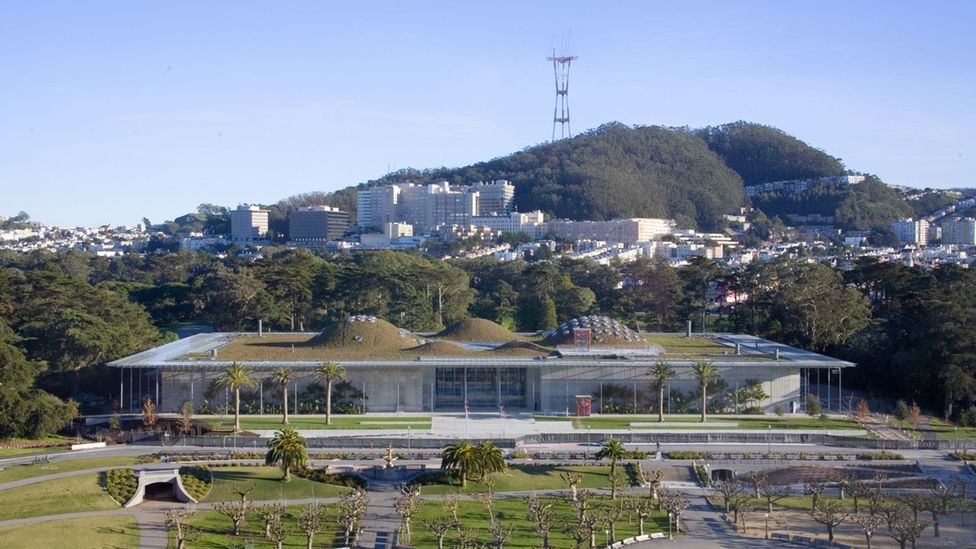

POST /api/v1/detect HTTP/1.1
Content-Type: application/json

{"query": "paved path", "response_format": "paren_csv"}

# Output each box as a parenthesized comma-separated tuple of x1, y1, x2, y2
(356, 483, 401, 549)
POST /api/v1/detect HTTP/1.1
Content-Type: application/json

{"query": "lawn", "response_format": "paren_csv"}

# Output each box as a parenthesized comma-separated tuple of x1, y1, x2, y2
(171, 505, 345, 548)
(929, 419, 976, 441)
(204, 415, 432, 431)
(203, 466, 353, 502)
(0, 436, 74, 457)
(535, 415, 862, 431)
(0, 474, 119, 520)
(709, 494, 862, 513)
(0, 516, 139, 549)
(411, 496, 669, 548)
(0, 455, 144, 484)
(419, 464, 640, 495)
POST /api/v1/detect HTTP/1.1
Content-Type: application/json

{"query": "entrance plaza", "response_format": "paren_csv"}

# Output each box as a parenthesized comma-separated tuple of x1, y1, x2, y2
(109, 316, 853, 416)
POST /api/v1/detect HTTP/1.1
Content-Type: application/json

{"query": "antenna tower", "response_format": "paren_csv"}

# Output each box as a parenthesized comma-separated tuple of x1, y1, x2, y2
(547, 46, 577, 142)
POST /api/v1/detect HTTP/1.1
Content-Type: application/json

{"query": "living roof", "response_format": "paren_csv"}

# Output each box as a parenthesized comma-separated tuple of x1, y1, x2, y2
(436, 318, 522, 343)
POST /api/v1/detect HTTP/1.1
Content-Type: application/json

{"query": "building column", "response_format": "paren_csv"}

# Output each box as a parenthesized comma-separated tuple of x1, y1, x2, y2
(496, 368, 502, 408)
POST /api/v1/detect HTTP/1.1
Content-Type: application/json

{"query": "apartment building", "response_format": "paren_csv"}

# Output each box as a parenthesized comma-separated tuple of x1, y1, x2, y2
(229, 205, 269, 241)
(548, 218, 676, 244)
(288, 206, 349, 242)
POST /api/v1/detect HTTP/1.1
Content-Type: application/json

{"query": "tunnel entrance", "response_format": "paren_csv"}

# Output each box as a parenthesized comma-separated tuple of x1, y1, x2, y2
(711, 469, 734, 482)
(143, 481, 177, 502)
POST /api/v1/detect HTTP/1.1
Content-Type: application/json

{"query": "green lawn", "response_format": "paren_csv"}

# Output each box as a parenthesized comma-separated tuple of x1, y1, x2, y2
(0, 515, 139, 549)
(203, 466, 353, 502)
(709, 494, 863, 513)
(0, 474, 119, 520)
(0, 436, 75, 457)
(411, 496, 668, 548)
(0, 455, 144, 484)
(535, 415, 862, 431)
(204, 415, 432, 431)
(419, 464, 639, 495)
(170, 504, 345, 548)
(929, 419, 976, 441)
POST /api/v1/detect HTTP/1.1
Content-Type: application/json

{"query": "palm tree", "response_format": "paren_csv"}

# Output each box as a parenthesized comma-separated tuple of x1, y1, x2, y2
(314, 361, 346, 425)
(595, 438, 627, 481)
(692, 361, 719, 423)
(216, 362, 257, 432)
(596, 438, 627, 500)
(650, 361, 675, 423)
(265, 427, 308, 481)
(474, 441, 506, 481)
(441, 441, 477, 488)
(270, 368, 294, 425)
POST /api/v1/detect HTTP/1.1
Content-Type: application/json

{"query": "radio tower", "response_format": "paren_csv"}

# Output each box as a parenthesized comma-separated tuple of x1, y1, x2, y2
(547, 46, 577, 142)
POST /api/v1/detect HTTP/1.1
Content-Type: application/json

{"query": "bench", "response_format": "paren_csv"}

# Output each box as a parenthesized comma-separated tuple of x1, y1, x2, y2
(31, 455, 51, 465)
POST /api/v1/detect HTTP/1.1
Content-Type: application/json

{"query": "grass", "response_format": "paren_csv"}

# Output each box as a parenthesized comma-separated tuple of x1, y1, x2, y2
(0, 435, 74, 457)
(172, 505, 345, 548)
(0, 445, 71, 458)
(203, 466, 353, 502)
(535, 415, 862, 431)
(419, 464, 639, 495)
(0, 455, 144, 484)
(203, 415, 431, 431)
(929, 418, 976, 441)
(709, 494, 862, 513)
(0, 516, 140, 549)
(0, 474, 119, 520)
(411, 496, 669, 548)
(643, 334, 730, 355)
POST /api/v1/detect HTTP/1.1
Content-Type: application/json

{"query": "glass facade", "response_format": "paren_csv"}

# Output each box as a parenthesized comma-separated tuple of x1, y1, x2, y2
(434, 367, 527, 409)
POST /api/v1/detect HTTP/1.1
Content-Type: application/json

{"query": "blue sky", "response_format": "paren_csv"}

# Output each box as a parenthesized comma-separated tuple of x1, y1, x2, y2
(1, 1, 974, 227)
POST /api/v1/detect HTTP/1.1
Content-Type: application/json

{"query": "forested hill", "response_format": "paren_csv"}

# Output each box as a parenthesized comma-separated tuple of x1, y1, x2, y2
(257, 121, 909, 233)
(359, 123, 747, 229)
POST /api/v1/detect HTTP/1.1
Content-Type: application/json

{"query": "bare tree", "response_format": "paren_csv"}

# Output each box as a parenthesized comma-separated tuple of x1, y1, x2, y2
(423, 516, 456, 549)
(257, 503, 286, 540)
(570, 489, 593, 526)
(394, 486, 422, 543)
(659, 488, 689, 533)
(626, 496, 656, 536)
(443, 491, 462, 534)
(852, 513, 885, 549)
(336, 489, 368, 547)
(804, 480, 826, 512)
(608, 469, 626, 501)
(868, 474, 888, 516)
(811, 497, 848, 543)
(601, 502, 623, 543)
(646, 469, 664, 503)
(165, 508, 197, 549)
(849, 480, 872, 514)
(929, 481, 964, 537)
(490, 520, 514, 549)
(735, 500, 755, 534)
(754, 472, 790, 512)
(479, 491, 495, 524)
(214, 485, 255, 536)
(561, 471, 583, 501)
(884, 504, 931, 549)
(296, 502, 325, 549)
(855, 399, 871, 422)
(527, 495, 556, 549)
(714, 478, 745, 513)
(267, 514, 291, 549)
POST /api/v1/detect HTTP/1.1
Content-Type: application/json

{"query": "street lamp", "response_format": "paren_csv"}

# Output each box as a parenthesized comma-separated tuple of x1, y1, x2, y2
(764, 512, 769, 539)
(668, 512, 674, 540)
(767, 424, 771, 455)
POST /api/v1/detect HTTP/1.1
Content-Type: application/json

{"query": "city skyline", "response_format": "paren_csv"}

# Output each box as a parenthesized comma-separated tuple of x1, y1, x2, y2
(2, 0, 975, 227)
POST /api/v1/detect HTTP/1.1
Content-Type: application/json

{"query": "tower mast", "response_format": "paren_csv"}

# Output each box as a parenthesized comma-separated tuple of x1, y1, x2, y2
(547, 48, 578, 142)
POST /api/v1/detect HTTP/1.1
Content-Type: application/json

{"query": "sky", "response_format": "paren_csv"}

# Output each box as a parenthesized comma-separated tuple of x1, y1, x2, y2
(1, 1, 974, 227)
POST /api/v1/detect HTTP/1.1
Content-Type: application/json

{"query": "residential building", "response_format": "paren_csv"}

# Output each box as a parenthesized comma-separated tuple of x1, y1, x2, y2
(891, 218, 929, 246)
(229, 205, 269, 241)
(548, 218, 676, 244)
(288, 206, 349, 242)
(472, 210, 547, 239)
(471, 180, 515, 215)
(356, 185, 402, 230)
(940, 217, 976, 246)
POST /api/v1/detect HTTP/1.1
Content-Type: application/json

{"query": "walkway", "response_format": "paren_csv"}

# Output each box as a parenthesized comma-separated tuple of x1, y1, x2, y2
(356, 483, 401, 549)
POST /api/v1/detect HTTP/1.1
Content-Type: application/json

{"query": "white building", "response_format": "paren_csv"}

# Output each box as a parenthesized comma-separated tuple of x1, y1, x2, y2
(891, 218, 929, 246)
(940, 217, 976, 246)
(357, 185, 402, 230)
(471, 180, 515, 215)
(229, 205, 269, 241)
(548, 218, 675, 244)
(472, 210, 547, 239)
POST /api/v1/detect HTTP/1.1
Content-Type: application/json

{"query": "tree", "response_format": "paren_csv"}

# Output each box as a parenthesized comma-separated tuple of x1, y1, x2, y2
(595, 439, 626, 499)
(313, 361, 346, 425)
(489, 519, 513, 549)
(692, 361, 719, 422)
(394, 484, 422, 543)
(265, 427, 308, 481)
(884, 504, 931, 549)
(257, 503, 286, 540)
(165, 508, 197, 549)
(561, 471, 583, 501)
(214, 485, 254, 536)
(176, 401, 193, 436)
(423, 515, 456, 549)
(811, 497, 848, 543)
(754, 472, 789, 512)
(335, 489, 368, 546)
(650, 361, 675, 423)
(474, 440, 506, 481)
(142, 399, 157, 430)
(659, 488, 689, 533)
(806, 393, 822, 417)
(271, 368, 294, 425)
(805, 480, 826, 512)
(267, 514, 291, 549)
(626, 495, 656, 536)
(526, 495, 555, 549)
(216, 362, 256, 432)
(441, 441, 477, 488)
(855, 399, 871, 422)
(852, 513, 884, 549)
(297, 502, 325, 549)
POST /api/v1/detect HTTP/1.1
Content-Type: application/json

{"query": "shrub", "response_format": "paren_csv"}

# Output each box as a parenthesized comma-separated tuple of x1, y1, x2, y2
(858, 451, 905, 461)
(949, 451, 976, 461)
(509, 450, 531, 459)
(666, 451, 705, 460)
(693, 464, 709, 486)
(806, 394, 821, 417)
(895, 400, 910, 421)
(179, 466, 213, 500)
(295, 468, 367, 489)
(958, 407, 976, 428)
(104, 468, 138, 504)
(774, 405, 785, 417)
